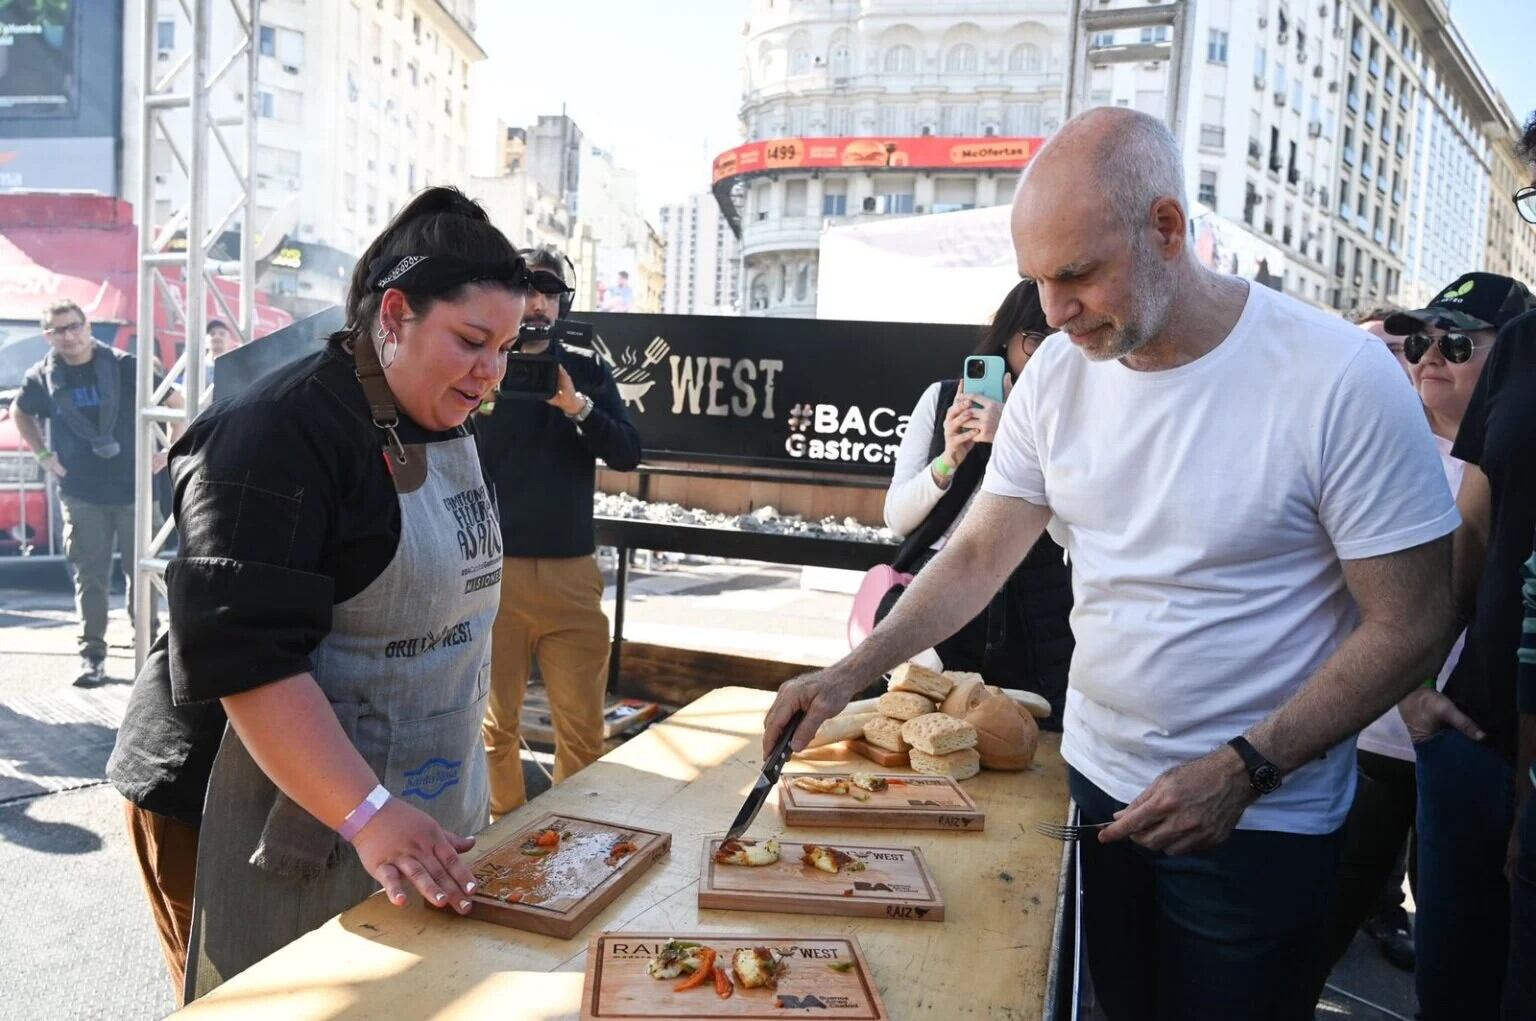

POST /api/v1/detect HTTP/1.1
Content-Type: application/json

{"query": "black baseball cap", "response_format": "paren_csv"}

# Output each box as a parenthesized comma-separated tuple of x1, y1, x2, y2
(1384, 272, 1535, 335)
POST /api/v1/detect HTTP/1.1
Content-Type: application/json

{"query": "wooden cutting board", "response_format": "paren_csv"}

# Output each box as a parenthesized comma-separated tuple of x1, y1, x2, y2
(778, 772, 985, 831)
(466, 812, 670, 939)
(698, 839, 944, 922)
(846, 738, 909, 768)
(581, 932, 890, 1020)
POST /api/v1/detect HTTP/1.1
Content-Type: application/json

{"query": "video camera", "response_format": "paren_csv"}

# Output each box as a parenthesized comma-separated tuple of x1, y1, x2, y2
(498, 318, 595, 400)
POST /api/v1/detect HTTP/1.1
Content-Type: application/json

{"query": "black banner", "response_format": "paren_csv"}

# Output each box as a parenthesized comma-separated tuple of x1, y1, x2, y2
(583, 313, 978, 477)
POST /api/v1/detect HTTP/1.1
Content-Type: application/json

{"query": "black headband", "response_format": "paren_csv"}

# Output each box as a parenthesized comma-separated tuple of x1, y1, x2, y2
(365, 253, 532, 294)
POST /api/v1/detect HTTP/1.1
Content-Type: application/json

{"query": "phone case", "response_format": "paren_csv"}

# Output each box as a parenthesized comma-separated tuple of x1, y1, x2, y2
(962, 356, 1006, 405)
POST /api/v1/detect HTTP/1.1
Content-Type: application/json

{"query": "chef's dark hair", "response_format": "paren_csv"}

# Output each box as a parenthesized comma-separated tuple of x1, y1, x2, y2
(973, 279, 1049, 357)
(330, 186, 520, 350)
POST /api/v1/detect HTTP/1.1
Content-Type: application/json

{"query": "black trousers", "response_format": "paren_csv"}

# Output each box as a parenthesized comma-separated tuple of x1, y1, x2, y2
(1313, 749, 1418, 995)
(1071, 768, 1344, 1021)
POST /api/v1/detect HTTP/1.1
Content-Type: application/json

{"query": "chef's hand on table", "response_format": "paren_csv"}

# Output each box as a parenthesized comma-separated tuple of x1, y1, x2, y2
(763, 664, 865, 757)
(1097, 744, 1257, 856)
(351, 797, 478, 913)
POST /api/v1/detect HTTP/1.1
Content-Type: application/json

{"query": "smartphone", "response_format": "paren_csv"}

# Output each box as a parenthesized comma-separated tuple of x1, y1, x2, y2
(962, 355, 1006, 405)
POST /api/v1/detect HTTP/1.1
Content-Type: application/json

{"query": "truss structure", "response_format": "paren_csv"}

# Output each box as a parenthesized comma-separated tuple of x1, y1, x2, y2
(133, 0, 259, 667)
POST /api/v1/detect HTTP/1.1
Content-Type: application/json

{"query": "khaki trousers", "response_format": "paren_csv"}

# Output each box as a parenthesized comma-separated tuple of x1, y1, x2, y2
(59, 495, 135, 662)
(122, 800, 200, 1006)
(482, 555, 610, 816)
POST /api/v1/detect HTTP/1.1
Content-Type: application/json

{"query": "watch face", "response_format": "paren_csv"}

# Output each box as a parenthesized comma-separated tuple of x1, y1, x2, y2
(1252, 764, 1282, 794)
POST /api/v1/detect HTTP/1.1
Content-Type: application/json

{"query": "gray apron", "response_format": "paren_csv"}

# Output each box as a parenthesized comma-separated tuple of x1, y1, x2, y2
(184, 348, 504, 1001)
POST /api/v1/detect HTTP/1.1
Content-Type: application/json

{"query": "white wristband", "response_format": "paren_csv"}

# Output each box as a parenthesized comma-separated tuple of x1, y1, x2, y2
(337, 784, 391, 842)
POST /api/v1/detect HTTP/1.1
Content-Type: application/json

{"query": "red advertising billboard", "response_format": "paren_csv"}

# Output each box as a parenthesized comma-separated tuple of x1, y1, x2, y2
(711, 135, 1044, 184)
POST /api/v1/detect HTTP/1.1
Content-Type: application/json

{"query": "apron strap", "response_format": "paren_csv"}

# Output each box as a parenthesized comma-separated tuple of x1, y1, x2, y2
(351, 332, 411, 468)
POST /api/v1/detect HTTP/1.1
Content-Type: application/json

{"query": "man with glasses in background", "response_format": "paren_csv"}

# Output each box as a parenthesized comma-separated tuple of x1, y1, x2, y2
(12, 300, 162, 685)
(476, 247, 642, 817)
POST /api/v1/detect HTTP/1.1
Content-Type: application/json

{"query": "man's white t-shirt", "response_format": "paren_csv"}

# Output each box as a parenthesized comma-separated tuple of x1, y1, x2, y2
(982, 282, 1459, 833)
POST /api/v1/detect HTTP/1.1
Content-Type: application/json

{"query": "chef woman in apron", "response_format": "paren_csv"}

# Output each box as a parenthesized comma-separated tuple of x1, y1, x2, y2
(107, 187, 564, 1001)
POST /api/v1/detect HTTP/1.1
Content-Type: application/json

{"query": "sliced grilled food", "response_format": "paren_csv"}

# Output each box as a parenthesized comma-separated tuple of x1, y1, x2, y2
(647, 940, 709, 980)
(731, 947, 785, 989)
(713, 836, 781, 867)
(802, 844, 866, 874)
(792, 776, 849, 795)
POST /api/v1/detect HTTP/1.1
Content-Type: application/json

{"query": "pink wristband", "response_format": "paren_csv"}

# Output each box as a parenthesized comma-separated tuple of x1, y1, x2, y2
(337, 784, 391, 842)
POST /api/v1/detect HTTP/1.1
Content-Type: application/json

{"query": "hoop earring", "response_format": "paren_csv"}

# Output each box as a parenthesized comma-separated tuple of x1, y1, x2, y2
(379, 326, 399, 369)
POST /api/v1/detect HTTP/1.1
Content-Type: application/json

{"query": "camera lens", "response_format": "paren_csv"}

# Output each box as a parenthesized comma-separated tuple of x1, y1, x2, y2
(966, 360, 985, 379)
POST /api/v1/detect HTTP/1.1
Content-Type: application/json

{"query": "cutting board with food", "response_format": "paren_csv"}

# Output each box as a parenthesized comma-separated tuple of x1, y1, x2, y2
(698, 837, 944, 921)
(467, 812, 670, 938)
(580, 932, 890, 1020)
(778, 772, 985, 831)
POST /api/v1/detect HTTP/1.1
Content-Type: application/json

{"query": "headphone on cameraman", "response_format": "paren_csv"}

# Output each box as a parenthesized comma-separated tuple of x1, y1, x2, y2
(521, 247, 578, 319)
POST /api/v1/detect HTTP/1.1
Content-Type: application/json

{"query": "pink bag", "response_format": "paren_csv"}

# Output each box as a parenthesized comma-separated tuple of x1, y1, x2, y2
(847, 564, 913, 647)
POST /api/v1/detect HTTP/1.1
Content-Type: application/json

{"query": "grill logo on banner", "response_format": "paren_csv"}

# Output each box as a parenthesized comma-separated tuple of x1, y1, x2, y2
(591, 334, 671, 411)
(402, 757, 462, 800)
(442, 486, 500, 563)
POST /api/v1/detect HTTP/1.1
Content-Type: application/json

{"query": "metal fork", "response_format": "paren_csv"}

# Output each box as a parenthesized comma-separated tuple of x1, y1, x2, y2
(1033, 819, 1112, 842)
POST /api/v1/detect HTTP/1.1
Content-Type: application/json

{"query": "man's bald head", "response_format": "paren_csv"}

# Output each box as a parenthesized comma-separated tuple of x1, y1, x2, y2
(1011, 108, 1191, 362)
(1017, 107, 1187, 237)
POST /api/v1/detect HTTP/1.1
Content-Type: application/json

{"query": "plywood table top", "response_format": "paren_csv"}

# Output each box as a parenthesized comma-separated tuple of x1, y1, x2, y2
(172, 686, 1068, 1020)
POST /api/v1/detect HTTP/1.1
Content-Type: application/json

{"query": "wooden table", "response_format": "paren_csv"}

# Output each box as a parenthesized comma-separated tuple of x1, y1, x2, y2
(171, 687, 1070, 1020)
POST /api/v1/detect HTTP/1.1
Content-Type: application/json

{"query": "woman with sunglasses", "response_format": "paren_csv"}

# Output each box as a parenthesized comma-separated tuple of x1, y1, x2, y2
(107, 187, 530, 1002)
(881, 279, 1074, 720)
(1377, 269, 1536, 1020)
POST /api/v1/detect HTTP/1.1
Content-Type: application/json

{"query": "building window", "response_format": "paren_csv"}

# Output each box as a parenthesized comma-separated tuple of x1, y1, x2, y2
(1140, 26, 1170, 43)
(941, 104, 977, 134)
(792, 49, 811, 75)
(1005, 102, 1043, 135)
(1207, 29, 1229, 64)
(828, 105, 852, 135)
(1198, 170, 1217, 205)
(880, 104, 916, 134)
(257, 89, 276, 119)
(1092, 31, 1115, 48)
(945, 44, 978, 73)
(884, 45, 916, 74)
(1009, 43, 1043, 73)
(823, 193, 847, 216)
(157, 19, 175, 51)
(259, 25, 276, 56)
(830, 42, 851, 77)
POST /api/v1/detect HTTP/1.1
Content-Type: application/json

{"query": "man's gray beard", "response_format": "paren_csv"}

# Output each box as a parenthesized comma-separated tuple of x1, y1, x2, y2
(1081, 237, 1175, 363)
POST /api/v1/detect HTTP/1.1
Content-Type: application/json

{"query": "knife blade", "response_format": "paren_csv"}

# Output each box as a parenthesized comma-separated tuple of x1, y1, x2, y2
(725, 709, 805, 841)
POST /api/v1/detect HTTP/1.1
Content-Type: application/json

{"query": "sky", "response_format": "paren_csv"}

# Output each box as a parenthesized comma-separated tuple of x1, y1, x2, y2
(469, 0, 1532, 220)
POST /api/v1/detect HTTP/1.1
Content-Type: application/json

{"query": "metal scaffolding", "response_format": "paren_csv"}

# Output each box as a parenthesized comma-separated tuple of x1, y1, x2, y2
(1064, 0, 1197, 138)
(133, 0, 259, 668)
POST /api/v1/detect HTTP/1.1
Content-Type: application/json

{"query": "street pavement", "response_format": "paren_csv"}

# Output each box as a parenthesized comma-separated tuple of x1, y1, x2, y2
(0, 557, 1417, 1020)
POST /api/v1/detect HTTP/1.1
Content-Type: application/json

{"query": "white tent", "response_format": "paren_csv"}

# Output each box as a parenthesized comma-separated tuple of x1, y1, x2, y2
(815, 205, 1019, 326)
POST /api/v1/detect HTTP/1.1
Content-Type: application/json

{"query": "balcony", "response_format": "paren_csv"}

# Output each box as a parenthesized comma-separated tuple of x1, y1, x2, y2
(740, 216, 829, 257)
(1200, 124, 1226, 151)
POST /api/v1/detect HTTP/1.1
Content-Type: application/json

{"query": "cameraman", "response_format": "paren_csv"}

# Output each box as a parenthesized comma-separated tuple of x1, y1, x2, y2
(477, 247, 641, 815)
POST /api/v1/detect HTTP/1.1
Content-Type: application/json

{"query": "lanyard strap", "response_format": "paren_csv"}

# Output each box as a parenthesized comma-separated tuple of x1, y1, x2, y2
(351, 334, 410, 467)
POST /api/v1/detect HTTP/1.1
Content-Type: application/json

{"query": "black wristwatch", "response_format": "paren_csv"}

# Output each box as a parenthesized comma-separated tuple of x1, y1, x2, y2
(1227, 736, 1282, 795)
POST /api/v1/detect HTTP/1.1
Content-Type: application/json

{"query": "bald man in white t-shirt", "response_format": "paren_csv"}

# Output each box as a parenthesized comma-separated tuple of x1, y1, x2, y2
(762, 108, 1457, 1020)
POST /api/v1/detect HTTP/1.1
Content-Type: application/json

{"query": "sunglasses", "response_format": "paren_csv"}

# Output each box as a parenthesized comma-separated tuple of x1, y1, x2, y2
(1403, 331, 1480, 365)
(1516, 186, 1536, 226)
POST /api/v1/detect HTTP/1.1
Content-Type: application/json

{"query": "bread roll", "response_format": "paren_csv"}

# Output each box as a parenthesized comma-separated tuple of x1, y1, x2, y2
(909, 747, 981, 781)
(888, 662, 954, 702)
(803, 712, 881, 750)
(940, 678, 991, 718)
(964, 692, 1040, 770)
(862, 716, 909, 753)
(900, 713, 978, 755)
(997, 687, 1053, 719)
(876, 691, 936, 721)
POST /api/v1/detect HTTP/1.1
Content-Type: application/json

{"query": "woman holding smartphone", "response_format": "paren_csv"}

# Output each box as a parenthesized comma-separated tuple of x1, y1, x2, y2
(107, 187, 560, 1001)
(881, 279, 1074, 720)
